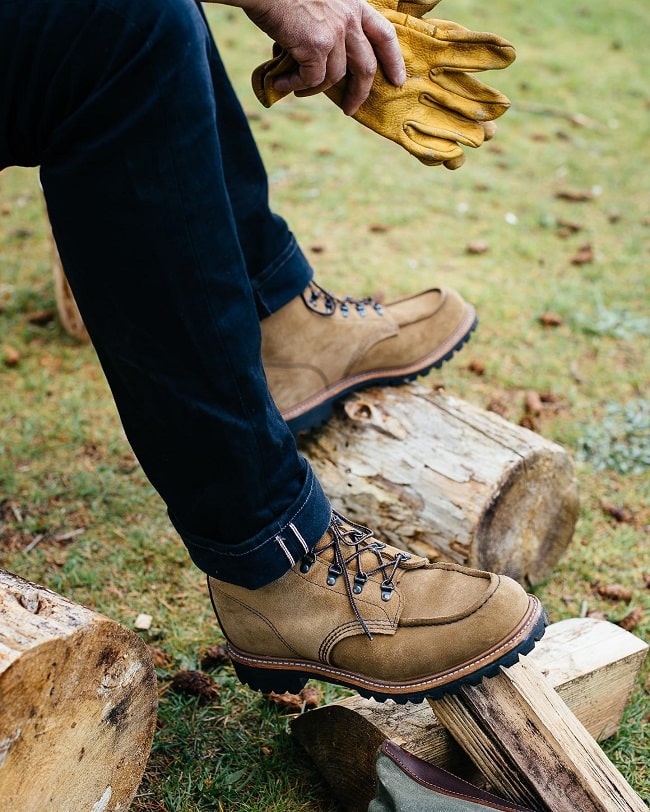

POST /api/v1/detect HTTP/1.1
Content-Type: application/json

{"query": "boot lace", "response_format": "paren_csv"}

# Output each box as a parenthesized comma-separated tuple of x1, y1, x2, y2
(300, 511, 410, 639)
(305, 281, 384, 318)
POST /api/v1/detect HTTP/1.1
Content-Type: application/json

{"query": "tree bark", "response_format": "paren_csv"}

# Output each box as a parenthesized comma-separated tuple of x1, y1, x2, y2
(0, 569, 157, 812)
(299, 386, 579, 586)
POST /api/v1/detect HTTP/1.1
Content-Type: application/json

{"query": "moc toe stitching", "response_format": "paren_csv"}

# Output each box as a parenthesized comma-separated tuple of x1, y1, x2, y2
(399, 569, 501, 626)
(319, 617, 399, 663)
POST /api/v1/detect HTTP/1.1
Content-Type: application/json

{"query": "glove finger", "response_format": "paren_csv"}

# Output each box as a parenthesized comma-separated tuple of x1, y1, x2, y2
(409, 103, 487, 147)
(423, 71, 511, 121)
(402, 123, 466, 165)
(384, 11, 516, 72)
(443, 154, 465, 169)
(251, 50, 297, 107)
(481, 120, 497, 141)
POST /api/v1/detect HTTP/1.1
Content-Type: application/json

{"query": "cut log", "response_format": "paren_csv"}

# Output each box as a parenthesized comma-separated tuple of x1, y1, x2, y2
(299, 386, 579, 586)
(430, 656, 648, 811)
(0, 569, 157, 811)
(290, 618, 648, 812)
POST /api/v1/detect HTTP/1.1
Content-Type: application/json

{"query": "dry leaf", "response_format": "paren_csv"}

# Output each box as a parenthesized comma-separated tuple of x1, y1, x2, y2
(539, 390, 560, 403)
(309, 244, 325, 254)
(287, 110, 313, 123)
(148, 645, 173, 669)
(170, 670, 220, 702)
(466, 240, 489, 255)
(26, 308, 55, 326)
(586, 608, 608, 621)
(600, 501, 635, 524)
(487, 398, 508, 417)
(368, 223, 390, 233)
(299, 685, 321, 709)
(556, 189, 594, 202)
(200, 643, 231, 670)
(596, 583, 633, 602)
(571, 243, 594, 265)
(264, 690, 303, 713)
(539, 312, 563, 327)
(556, 218, 582, 233)
(3, 346, 20, 367)
(524, 390, 543, 416)
(468, 359, 486, 376)
(618, 606, 643, 632)
(519, 414, 538, 431)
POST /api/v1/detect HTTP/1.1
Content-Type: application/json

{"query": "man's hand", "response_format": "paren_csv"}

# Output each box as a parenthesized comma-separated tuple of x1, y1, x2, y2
(212, 0, 405, 114)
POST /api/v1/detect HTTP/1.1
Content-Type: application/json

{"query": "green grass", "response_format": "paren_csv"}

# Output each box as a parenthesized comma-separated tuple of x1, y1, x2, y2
(1, 0, 649, 808)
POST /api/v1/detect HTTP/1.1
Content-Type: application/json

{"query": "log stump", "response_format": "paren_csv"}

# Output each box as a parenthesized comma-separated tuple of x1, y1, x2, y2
(0, 570, 157, 811)
(299, 386, 579, 586)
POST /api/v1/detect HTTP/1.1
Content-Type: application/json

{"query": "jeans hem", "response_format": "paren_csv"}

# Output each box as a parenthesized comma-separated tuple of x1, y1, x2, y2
(252, 235, 313, 318)
(172, 463, 332, 589)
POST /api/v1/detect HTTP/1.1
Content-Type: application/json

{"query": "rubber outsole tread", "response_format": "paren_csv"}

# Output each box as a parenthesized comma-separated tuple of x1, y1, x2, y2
(286, 316, 478, 435)
(229, 601, 548, 704)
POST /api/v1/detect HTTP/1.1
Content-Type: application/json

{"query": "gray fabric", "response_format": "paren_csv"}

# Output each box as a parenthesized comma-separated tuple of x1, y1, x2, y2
(369, 751, 504, 812)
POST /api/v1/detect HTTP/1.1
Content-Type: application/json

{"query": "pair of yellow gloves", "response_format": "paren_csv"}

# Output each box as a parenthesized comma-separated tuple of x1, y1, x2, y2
(251, 0, 515, 168)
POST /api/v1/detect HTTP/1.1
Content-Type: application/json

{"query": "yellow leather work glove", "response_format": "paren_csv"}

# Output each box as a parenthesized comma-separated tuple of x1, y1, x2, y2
(251, 10, 515, 167)
(369, 0, 443, 18)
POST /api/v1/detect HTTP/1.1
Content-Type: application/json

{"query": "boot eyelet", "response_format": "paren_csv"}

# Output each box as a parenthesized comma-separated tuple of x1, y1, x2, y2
(327, 563, 343, 586)
(300, 552, 317, 573)
(353, 573, 368, 594)
(381, 582, 394, 601)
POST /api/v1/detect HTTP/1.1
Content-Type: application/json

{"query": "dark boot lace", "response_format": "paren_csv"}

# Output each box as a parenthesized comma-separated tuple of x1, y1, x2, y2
(300, 511, 411, 639)
(305, 281, 384, 318)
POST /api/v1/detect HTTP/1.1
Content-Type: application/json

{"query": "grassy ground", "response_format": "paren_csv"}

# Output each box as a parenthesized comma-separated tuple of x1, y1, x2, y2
(1, 0, 648, 809)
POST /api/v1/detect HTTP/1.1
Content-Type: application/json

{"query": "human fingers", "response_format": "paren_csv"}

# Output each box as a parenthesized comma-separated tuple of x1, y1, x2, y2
(361, 3, 406, 89)
(336, 26, 380, 115)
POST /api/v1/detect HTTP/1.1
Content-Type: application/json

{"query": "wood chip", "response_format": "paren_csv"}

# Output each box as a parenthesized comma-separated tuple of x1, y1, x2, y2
(134, 613, 153, 630)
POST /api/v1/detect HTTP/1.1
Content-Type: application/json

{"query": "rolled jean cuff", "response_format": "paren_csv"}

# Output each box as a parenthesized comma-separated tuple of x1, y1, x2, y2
(252, 234, 314, 319)
(172, 464, 332, 589)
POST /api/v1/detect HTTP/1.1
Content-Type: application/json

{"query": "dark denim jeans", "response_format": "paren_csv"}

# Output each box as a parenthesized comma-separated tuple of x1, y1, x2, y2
(0, 0, 332, 587)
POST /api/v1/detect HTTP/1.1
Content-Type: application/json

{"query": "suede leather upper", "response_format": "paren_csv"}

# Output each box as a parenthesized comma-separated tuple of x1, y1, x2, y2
(261, 285, 473, 419)
(209, 515, 534, 684)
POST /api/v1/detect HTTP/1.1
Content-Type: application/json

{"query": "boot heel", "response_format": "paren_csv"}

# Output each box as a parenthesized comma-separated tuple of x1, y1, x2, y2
(232, 661, 309, 695)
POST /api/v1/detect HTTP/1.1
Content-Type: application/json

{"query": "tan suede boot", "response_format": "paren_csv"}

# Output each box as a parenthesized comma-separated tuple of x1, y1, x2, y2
(208, 512, 547, 703)
(261, 282, 477, 432)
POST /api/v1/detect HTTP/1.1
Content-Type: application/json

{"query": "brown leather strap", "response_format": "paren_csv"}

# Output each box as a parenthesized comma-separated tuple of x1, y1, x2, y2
(381, 740, 535, 812)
